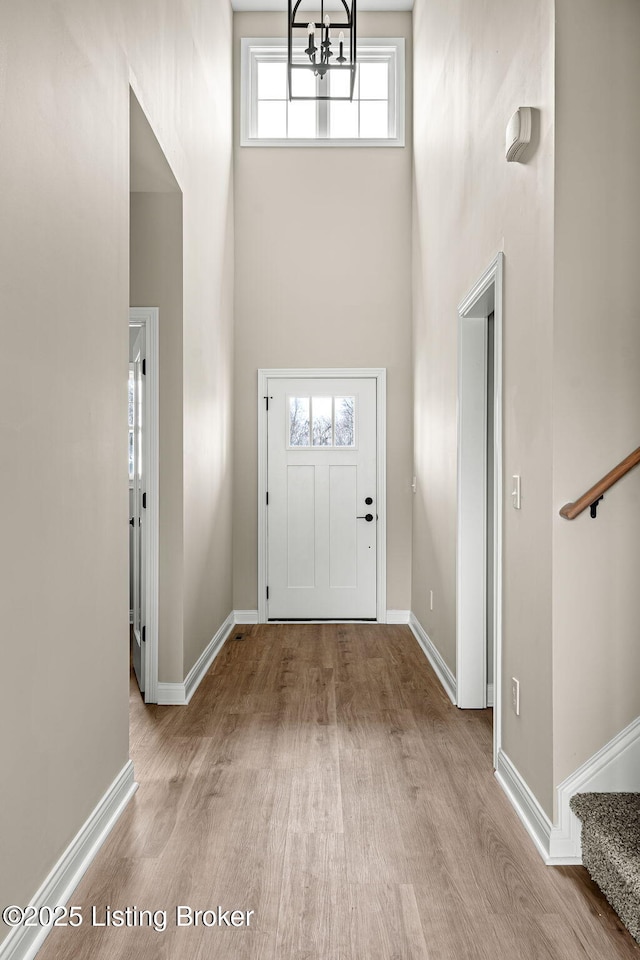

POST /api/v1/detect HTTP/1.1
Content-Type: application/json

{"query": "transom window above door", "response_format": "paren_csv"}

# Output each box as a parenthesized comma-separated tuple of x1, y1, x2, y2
(241, 38, 405, 147)
(288, 395, 356, 448)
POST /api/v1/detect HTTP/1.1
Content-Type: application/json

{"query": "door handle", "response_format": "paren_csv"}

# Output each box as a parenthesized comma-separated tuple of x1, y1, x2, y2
(356, 513, 374, 522)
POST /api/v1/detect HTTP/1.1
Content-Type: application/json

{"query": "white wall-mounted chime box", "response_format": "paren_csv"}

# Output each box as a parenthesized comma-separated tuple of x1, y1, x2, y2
(505, 106, 532, 162)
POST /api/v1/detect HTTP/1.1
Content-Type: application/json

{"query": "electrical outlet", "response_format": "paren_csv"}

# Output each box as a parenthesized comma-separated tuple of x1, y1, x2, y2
(429, 590, 433, 611)
(511, 677, 520, 716)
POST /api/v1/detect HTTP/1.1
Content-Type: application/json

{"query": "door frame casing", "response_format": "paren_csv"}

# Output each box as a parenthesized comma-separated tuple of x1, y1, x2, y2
(258, 368, 387, 624)
(456, 252, 503, 769)
(129, 307, 159, 703)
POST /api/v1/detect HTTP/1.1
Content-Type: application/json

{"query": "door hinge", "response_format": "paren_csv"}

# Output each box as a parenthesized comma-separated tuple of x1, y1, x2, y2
(264, 395, 272, 411)
(142, 359, 146, 376)
(142, 492, 147, 509)
(142, 625, 146, 643)
(266, 586, 269, 600)
(266, 491, 269, 505)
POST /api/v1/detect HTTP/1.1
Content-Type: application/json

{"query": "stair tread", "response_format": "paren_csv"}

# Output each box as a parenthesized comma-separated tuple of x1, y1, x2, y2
(571, 793, 640, 837)
(570, 792, 640, 944)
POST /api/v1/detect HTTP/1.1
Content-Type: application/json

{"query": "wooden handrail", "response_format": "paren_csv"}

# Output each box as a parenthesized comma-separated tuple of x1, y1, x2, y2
(560, 446, 640, 519)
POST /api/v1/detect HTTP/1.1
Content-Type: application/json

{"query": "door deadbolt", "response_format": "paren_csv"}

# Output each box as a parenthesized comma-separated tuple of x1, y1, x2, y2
(365, 497, 373, 505)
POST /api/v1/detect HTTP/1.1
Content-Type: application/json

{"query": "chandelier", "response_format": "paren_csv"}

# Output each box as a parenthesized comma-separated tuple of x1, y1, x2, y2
(287, 0, 357, 101)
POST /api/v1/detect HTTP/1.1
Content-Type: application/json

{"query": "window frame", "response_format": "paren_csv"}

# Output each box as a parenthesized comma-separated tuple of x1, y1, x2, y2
(286, 394, 358, 450)
(241, 37, 405, 148)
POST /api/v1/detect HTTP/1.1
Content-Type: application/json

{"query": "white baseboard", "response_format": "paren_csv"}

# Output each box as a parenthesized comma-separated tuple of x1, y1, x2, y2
(184, 613, 234, 704)
(155, 681, 187, 705)
(495, 716, 640, 866)
(232, 611, 411, 625)
(233, 609, 259, 624)
(495, 749, 553, 863)
(408, 613, 457, 705)
(0, 761, 137, 960)
(386, 610, 410, 624)
(157, 612, 235, 706)
(548, 713, 640, 863)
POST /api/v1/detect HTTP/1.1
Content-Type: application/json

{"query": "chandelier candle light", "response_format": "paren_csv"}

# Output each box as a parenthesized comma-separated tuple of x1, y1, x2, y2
(287, 0, 357, 101)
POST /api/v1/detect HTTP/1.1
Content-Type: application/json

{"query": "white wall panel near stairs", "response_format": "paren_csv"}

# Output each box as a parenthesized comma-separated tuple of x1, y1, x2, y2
(549, 715, 640, 863)
(495, 715, 640, 866)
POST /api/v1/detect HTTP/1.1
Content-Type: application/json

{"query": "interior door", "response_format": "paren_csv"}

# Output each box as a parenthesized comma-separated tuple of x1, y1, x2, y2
(131, 327, 146, 692)
(267, 377, 377, 619)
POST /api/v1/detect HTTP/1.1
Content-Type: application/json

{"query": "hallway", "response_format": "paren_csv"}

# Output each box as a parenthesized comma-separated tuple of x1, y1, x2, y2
(38, 625, 637, 959)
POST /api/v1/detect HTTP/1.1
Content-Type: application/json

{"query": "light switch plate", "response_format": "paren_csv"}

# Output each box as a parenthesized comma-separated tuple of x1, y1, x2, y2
(512, 475, 521, 509)
(511, 677, 520, 715)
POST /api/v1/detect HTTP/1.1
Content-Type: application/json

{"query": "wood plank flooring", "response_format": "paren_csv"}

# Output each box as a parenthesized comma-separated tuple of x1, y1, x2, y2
(37, 624, 639, 959)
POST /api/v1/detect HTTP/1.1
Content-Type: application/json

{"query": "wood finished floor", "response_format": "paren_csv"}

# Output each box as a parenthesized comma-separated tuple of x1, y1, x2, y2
(38, 623, 639, 960)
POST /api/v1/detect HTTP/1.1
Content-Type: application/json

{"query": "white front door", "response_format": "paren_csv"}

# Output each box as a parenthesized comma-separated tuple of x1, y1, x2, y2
(266, 377, 377, 619)
(131, 327, 146, 693)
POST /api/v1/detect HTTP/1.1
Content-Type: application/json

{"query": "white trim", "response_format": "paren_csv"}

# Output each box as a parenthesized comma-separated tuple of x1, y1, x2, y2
(486, 682, 494, 707)
(409, 613, 457, 706)
(258, 368, 387, 624)
(386, 609, 410, 624)
(184, 613, 234, 704)
(456, 312, 487, 707)
(156, 682, 187, 706)
(236, 609, 406, 626)
(376, 371, 388, 623)
(129, 308, 159, 704)
(267, 619, 382, 624)
(495, 717, 640, 866)
(549, 713, 640, 863)
(0, 762, 136, 960)
(234, 609, 259, 624)
(240, 38, 405, 148)
(495, 749, 553, 863)
(156, 613, 235, 706)
(456, 253, 504, 770)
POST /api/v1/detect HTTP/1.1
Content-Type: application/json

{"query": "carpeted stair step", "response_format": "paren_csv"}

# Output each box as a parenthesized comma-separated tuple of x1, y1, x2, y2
(570, 792, 640, 943)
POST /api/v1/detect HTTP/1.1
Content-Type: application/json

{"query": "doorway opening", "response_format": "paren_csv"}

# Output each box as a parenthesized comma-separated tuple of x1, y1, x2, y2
(129, 309, 159, 701)
(258, 368, 387, 623)
(456, 253, 504, 768)
(129, 86, 183, 703)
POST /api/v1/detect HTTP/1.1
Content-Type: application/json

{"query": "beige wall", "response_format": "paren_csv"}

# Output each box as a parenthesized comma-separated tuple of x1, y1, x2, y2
(233, 12, 413, 613)
(130, 191, 185, 683)
(552, 0, 640, 785)
(0, 0, 233, 932)
(5, 3, 639, 931)
(412, 0, 556, 811)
